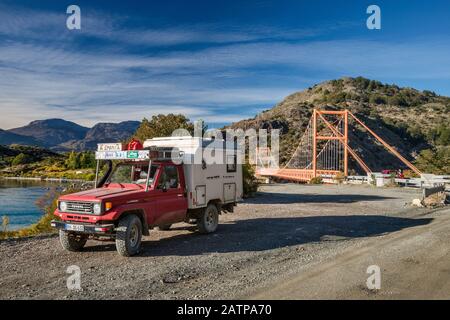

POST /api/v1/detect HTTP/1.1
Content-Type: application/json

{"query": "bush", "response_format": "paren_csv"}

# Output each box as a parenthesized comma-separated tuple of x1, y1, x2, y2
(2, 215, 9, 232)
(414, 147, 450, 175)
(334, 172, 345, 184)
(242, 163, 259, 197)
(388, 95, 408, 107)
(309, 176, 323, 184)
(11, 153, 32, 166)
(369, 94, 387, 105)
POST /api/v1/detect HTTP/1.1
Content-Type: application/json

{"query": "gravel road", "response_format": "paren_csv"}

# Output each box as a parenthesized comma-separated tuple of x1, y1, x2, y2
(0, 184, 448, 300)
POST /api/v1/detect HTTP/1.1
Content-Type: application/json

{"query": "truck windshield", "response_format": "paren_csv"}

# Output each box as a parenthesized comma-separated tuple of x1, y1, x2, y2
(108, 163, 159, 185)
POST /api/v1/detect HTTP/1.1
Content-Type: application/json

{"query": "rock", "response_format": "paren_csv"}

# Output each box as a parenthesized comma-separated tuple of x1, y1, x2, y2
(411, 198, 423, 207)
(423, 193, 447, 207)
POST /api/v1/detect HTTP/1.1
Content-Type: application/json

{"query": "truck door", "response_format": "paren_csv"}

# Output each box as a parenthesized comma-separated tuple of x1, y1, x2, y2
(154, 164, 187, 225)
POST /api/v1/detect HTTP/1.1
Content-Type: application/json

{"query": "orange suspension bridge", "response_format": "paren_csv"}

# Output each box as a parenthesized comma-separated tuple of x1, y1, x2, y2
(255, 109, 422, 183)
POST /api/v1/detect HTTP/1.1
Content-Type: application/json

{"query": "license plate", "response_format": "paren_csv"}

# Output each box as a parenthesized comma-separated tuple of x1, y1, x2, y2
(66, 224, 85, 232)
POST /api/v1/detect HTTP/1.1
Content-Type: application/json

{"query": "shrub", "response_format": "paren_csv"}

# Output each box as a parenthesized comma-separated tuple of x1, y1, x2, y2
(242, 163, 259, 197)
(309, 176, 323, 184)
(370, 174, 377, 186)
(11, 153, 32, 166)
(388, 95, 408, 107)
(334, 172, 346, 184)
(2, 215, 9, 232)
(369, 94, 387, 105)
(414, 147, 450, 175)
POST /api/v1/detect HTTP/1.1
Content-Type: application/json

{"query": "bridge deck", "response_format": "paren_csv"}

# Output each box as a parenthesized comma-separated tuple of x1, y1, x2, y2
(256, 168, 340, 182)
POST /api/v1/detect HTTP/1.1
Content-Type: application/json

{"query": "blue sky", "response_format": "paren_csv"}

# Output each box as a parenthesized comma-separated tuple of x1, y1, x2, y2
(0, 0, 449, 129)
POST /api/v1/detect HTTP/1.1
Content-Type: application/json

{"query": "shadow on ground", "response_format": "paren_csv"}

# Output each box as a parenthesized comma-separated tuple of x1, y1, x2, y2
(84, 215, 432, 257)
(245, 192, 396, 204)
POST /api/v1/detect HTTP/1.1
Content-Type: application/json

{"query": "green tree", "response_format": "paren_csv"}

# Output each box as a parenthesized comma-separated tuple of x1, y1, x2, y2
(65, 151, 81, 170)
(11, 153, 32, 166)
(80, 152, 96, 169)
(134, 114, 195, 141)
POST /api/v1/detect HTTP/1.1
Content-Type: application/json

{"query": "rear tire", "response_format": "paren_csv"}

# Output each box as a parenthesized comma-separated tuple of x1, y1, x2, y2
(59, 230, 87, 252)
(115, 215, 143, 257)
(197, 204, 219, 234)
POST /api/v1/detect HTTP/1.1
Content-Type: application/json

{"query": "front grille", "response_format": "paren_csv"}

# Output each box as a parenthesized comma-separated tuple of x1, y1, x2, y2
(65, 201, 94, 214)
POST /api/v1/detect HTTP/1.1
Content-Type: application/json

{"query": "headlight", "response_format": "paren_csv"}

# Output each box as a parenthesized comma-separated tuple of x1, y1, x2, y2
(93, 203, 102, 215)
(59, 201, 68, 212)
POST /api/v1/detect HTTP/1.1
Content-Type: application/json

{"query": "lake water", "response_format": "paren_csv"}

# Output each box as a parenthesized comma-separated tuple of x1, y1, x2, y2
(0, 180, 60, 230)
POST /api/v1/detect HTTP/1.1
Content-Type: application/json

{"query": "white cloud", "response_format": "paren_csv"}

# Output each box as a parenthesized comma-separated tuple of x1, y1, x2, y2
(0, 4, 449, 129)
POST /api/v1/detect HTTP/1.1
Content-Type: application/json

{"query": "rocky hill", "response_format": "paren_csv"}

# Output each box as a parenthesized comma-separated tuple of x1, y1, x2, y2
(8, 119, 89, 147)
(59, 121, 140, 151)
(230, 77, 450, 173)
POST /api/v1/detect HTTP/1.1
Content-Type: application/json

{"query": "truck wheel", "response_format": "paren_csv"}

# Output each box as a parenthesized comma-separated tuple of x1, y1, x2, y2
(197, 204, 219, 234)
(159, 224, 172, 231)
(115, 214, 143, 257)
(59, 230, 87, 252)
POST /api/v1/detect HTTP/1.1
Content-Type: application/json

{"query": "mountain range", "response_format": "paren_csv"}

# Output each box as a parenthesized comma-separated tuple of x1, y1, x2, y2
(0, 119, 140, 151)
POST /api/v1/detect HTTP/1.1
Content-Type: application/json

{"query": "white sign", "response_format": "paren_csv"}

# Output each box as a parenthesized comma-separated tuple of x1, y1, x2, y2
(95, 150, 150, 160)
(97, 143, 123, 152)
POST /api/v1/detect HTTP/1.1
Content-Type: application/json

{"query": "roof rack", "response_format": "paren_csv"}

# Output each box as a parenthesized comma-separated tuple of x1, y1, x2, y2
(95, 146, 183, 162)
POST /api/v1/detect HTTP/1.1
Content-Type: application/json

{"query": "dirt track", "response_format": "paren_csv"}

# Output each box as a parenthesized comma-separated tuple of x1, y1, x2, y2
(0, 184, 448, 300)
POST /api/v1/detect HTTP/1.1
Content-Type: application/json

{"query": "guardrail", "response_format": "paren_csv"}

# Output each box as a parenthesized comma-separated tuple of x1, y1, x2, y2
(346, 174, 449, 191)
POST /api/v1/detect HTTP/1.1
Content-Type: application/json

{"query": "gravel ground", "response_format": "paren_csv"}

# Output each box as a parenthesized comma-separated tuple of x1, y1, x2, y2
(0, 183, 448, 300)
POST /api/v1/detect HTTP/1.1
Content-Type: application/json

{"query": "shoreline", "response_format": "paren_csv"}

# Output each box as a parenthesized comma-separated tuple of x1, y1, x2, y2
(0, 176, 94, 183)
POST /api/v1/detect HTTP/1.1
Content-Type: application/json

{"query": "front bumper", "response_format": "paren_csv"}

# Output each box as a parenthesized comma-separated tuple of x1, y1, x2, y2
(51, 220, 115, 234)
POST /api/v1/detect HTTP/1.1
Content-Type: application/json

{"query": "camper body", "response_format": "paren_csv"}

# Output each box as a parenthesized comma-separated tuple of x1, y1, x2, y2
(51, 137, 242, 256)
(144, 136, 243, 211)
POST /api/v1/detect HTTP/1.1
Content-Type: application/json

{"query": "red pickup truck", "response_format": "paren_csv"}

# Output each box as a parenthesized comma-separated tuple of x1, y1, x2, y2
(52, 140, 242, 256)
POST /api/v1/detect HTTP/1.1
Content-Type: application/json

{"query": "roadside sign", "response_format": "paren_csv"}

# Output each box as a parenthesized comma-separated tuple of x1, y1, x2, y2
(127, 151, 139, 159)
(95, 150, 150, 160)
(97, 143, 123, 152)
(95, 146, 182, 161)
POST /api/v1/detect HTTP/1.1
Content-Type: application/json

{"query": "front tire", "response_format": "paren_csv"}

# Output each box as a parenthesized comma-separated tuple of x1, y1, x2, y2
(197, 203, 219, 234)
(59, 230, 87, 252)
(115, 215, 143, 257)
